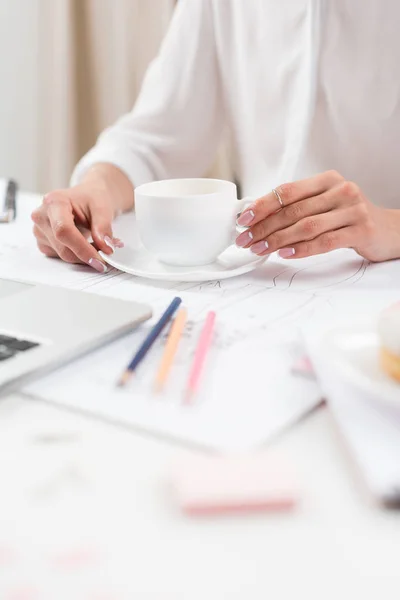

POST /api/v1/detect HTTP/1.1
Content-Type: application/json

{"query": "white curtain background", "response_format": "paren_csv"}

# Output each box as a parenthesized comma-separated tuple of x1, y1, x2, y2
(0, 0, 231, 195)
(0, 0, 41, 191)
(37, 0, 176, 192)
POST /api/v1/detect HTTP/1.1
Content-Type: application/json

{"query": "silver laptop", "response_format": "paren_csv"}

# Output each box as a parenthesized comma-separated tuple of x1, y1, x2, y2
(0, 278, 152, 396)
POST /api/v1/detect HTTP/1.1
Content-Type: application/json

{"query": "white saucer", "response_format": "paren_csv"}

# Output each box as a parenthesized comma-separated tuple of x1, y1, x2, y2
(321, 325, 399, 410)
(99, 212, 267, 282)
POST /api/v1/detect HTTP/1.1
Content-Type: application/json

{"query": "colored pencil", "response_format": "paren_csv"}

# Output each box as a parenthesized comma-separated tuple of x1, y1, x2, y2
(184, 311, 216, 403)
(117, 296, 182, 387)
(154, 307, 187, 393)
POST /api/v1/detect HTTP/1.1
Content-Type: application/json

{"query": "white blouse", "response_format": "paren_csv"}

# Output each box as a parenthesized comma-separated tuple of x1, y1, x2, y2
(72, 0, 400, 208)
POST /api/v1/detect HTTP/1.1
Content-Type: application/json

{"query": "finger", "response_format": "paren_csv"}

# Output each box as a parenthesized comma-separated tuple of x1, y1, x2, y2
(33, 223, 72, 260)
(41, 226, 105, 265)
(243, 191, 339, 246)
(276, 226, 357, 259)
(46, 195, 107, 271)
(249, 208, 355, 255)
(46, 235, 82, 263)
(31, 205, 50, 229)
(33, 206, 74, 259)
(33, 223, 47, 243)
(36, 240, 58, 258)
(49, 227, 107, 270)
(237, 170, 343, 227)
(34, 216, 81, 263)
(89, 206, 115, 254)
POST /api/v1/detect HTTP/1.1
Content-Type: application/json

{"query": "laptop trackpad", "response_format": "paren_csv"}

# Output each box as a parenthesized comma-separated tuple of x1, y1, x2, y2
(0, 279, 32, 299)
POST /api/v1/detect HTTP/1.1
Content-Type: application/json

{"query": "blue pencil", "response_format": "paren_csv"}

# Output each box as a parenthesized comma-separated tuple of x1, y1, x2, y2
(117, 296, 182, 387)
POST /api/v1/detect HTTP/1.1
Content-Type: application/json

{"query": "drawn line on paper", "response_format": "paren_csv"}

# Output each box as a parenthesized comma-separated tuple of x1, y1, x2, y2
(312, 258, 368, 291)
(348, 259, 369, 287)
(272, 267, 290, 287)
(272, 256, 366, 292)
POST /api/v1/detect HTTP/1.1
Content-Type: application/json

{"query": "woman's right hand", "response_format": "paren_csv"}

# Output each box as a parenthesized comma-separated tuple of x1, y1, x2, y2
(32, 164, 134, 273)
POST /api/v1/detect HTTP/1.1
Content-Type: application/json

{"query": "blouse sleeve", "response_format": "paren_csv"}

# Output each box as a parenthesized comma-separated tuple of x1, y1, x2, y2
(71, 0, 224, 188)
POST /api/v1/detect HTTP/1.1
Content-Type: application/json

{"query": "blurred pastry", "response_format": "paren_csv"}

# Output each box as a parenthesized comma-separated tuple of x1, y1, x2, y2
(379, 303, 400, 383)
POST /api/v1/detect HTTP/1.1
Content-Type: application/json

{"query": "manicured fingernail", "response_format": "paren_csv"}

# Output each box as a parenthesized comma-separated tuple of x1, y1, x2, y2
(279, 248, 295, 258)
(250, 241, 269, 254)
(237, 210, 255, 226)
(88, 258, 108, 273)
(236, 231, 253, 247)
(113, 238, 124, 248)
(104, 236, 115, 252)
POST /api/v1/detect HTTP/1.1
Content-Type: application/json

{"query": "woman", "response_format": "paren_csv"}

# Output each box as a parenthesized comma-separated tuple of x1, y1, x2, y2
(32, 0, 400, 272)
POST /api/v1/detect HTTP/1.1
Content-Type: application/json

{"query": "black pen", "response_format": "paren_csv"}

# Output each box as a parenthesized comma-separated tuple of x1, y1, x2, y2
(0, 179, 18, 223)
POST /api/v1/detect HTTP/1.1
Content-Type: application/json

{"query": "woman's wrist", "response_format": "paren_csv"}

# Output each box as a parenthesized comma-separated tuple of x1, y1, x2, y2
(81, 163, 135, 212)
(383, 208, 400, 258)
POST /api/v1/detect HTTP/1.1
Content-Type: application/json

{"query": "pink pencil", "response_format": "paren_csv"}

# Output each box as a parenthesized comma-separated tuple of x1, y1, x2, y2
(184, 311, 216, 403)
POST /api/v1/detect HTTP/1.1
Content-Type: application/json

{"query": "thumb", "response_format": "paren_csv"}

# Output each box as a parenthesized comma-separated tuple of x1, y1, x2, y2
(90, 211, 115, 254)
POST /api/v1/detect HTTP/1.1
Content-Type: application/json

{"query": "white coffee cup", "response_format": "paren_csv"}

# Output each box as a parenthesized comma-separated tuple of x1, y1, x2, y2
(134, 178, 253, 267)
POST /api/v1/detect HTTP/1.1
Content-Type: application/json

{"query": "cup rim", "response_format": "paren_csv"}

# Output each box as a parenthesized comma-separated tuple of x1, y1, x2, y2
(135, 178, 237, 199)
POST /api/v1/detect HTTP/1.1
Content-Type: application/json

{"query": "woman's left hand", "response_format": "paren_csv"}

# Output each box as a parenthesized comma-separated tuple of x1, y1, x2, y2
(236, 170, 400, 263)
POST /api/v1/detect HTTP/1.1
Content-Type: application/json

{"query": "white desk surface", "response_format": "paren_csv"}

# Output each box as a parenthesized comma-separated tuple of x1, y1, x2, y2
(1, 186, 400, 598)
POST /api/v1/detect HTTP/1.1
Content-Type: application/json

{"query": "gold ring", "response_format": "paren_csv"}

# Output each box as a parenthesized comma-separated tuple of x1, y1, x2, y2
(272, 188, 284, 208)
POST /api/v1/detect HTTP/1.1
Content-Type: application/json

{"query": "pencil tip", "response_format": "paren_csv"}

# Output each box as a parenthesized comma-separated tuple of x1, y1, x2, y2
(117, 371, 132, 387)
(183, 390, 192, 405)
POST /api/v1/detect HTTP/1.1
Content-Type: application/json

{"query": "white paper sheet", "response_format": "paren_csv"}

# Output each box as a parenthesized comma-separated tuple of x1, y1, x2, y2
(25, 290, 323, 450)
(3, 187, 400, 449)
(23, 248, 400, 449)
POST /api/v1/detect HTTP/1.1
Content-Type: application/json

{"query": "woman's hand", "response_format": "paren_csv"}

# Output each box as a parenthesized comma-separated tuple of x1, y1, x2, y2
(32, 164, 133, 272)
(236, 170, 400, 263)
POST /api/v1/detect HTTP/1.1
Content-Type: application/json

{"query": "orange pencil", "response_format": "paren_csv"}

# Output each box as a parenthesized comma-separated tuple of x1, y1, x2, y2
(154, 308, 187, 392)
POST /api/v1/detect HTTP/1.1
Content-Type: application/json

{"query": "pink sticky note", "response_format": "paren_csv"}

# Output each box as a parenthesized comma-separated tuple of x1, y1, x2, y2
(0, 545, 19, 565)
(51, 547, 100, 571)
(171, 453, 299, 516)
(6, 587, 38, 600)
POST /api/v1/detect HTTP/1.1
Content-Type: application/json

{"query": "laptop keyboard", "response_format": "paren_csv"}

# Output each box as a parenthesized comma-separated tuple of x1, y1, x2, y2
(0, 335, 39, 361)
